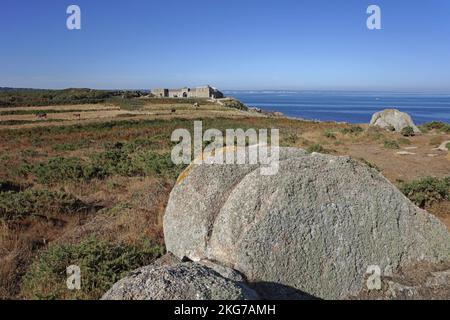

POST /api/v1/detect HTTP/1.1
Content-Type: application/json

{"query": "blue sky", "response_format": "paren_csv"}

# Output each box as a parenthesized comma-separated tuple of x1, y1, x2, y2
(1, 0, 450, 91)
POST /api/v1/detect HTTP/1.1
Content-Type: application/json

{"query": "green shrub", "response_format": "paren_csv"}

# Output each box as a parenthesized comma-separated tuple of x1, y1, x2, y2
(132, 151, 183, 178)
(222, 99, 248, 111)
(28, 157, 106, 184)
(366, 127, 384, 141)
(400, 177, 450, 208)
(383, 140, 400, 149)
(93, 142, 183, 178)
(90, 149, 135, 176)
(281, 133, 298, 146)
(17, 146, 182, 184)
(0, 189, 88, 220)
(446, 142, 450, 150)
(420, 121, 450, 133)
(20, 237, 164, 300)
(401, 126, 415, 137)
(0, 88, 123, 108)
(323, 129, 336, 139)
(341, 126, 364, 135)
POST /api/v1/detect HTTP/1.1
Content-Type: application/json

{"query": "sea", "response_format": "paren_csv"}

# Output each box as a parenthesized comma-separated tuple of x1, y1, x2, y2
(224, 91, 450, 124)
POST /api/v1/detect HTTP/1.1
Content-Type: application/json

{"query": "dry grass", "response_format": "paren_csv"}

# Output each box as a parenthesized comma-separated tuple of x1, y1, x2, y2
(0, 213, 89, 298)
(0, 101, 259, 129)
(0, 101, 449, 299)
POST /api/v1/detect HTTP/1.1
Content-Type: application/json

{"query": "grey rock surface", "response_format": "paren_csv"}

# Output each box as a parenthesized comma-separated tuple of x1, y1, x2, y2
(102, 255, 259, 300)
(370, 109, 421, 133)
(164, 147, 450, 299)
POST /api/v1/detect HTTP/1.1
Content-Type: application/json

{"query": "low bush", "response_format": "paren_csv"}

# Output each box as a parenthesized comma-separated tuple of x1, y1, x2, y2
(91, 147, 181, 178)
(365, 127, 384, 141)
(341, 126, 364, 135)
(281, 133, 298, 146)
(19, 157, 107, 184)
(222, 99, 248, 111)
(131, 150, 183, 178)
(420, 121, 450, 133)
(90, 149, 135, 176)
(383, 140, 400, 149)
(20, 236, 164, 299)
(0, 88, 123, 108)
(323, 129, 336, 139)
(400, 177, 450, 208)
(16, 144, 182, 184)
(401, 126, 415, 137)
(0, 189, 88, 220)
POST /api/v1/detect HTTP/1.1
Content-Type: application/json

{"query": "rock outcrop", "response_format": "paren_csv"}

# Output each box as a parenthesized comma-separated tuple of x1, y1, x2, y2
(163, 147, 450, 299)
(102, 253, 258, 300)
(370, 109, 421, 133)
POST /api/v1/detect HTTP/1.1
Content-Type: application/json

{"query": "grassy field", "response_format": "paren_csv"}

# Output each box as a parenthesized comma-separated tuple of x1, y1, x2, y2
(0, 96, 449, 299)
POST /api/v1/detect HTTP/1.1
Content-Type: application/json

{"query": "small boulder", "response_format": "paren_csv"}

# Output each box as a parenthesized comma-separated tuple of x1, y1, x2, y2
(370, 109, 420, 133)
(102, 254, 258, 300)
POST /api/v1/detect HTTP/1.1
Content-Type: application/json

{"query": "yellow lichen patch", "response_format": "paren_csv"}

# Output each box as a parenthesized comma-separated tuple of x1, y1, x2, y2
(176, 164, 194, 185)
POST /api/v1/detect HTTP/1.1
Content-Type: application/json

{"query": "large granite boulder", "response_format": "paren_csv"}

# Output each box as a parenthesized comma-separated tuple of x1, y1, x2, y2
(163, 147, 450, 299)
(370, 109, 421, 133)
(102, 254, 258, 300)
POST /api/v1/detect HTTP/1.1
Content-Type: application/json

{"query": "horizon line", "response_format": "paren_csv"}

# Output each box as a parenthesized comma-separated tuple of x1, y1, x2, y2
(2, 86, 450, 95)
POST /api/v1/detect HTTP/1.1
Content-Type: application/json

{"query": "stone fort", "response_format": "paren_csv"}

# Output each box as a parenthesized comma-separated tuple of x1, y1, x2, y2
(151, 85, 224, 99)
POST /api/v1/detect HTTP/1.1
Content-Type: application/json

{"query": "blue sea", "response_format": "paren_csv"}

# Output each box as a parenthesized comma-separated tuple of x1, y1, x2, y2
(224, 91, 450, 124)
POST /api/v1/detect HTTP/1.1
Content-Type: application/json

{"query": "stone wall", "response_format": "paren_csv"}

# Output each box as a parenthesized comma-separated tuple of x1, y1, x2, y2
(151, 88, 168, 97)
(151, 86, 224, 99)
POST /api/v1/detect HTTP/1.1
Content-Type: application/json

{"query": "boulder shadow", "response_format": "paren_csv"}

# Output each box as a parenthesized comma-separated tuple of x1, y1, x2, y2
(248, 282, 321, 300)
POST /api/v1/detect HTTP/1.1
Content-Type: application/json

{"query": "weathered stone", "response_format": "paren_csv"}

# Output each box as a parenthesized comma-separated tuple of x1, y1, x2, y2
(435, 140, 450, 152)
(164, 147, 450, 299)
(370, 109, 421, 133)
(102, 255, 259, 300)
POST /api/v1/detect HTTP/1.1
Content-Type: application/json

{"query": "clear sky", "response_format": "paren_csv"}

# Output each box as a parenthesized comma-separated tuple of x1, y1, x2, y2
(1, 0, 450, 91)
